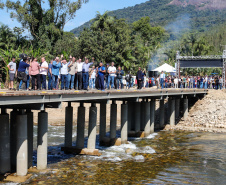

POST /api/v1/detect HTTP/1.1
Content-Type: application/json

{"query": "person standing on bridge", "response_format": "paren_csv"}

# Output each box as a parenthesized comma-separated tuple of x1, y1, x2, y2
(40, 57, 48, 90)
(29, 57, 41, 90)
(76, 58, 83, 90)
(16, 57, 30, 91)
(98, 62, 106, 91)
(82, 58, 93, 90)
(160, 71, 165, 89)
(108, 62, 116, 89)
(68, 56, 77, 90)
(52, 56, 62, 90)
(7, 57, 16, 90)
(136, 67, 143, 90)
(60, 59, 69, 90)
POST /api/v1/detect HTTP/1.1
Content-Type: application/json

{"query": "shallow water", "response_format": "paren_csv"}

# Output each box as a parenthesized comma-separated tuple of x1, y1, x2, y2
(4, 127, 226, 184)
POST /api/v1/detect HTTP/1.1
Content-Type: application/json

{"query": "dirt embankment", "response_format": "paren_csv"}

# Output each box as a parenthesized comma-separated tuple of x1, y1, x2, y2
(165, 90, 226, 133)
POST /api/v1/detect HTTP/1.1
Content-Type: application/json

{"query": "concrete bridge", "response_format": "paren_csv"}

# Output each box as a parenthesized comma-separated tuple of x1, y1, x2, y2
(0, 89, 207, 179)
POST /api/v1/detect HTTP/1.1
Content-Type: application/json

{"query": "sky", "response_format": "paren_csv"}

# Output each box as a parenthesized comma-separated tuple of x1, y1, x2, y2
(0, 0, 148, 32)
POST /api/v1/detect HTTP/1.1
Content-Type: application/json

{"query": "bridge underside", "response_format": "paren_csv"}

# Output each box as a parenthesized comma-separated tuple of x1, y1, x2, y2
(0, 89, 207, 180)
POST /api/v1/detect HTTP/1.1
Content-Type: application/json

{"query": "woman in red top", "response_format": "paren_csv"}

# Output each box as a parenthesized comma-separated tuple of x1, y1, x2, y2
(29, 57, 41, 90)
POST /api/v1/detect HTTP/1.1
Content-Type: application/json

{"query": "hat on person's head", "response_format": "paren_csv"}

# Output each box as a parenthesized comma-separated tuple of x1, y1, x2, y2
(107, 63, 109, 66)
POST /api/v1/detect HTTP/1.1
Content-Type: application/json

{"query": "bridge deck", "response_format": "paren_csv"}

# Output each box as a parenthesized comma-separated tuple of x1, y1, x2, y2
(0, 89, 207, 108)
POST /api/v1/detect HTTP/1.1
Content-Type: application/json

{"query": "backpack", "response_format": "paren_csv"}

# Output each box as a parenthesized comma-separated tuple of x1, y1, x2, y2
(125, 74, 130, 81)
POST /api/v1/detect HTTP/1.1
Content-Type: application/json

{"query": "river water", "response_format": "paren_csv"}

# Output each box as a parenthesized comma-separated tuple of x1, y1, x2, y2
(4, 126, 226, 184)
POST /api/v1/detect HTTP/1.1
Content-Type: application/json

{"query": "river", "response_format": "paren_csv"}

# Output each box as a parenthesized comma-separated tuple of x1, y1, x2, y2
(3, 126, 226, 184)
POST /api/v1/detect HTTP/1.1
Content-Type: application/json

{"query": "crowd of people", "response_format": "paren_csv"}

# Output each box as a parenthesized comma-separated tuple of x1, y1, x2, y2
(147, 71, 224, 90)
(7, 56, 224, 91)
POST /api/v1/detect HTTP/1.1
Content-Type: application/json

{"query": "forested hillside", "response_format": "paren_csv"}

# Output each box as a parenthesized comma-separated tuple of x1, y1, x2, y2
(71, 0, 226, 36)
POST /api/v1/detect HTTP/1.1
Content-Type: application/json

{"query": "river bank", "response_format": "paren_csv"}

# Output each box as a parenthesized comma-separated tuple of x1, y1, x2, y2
(165, 89, 226, 133)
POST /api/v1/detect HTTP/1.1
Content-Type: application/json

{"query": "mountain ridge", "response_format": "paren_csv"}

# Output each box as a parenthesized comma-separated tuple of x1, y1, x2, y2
(71, 0, 226, 36)
(169, 0, 226, 10)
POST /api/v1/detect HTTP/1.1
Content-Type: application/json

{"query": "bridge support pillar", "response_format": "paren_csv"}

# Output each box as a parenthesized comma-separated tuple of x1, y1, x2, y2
(65, 103, 73, 148)
(16, 110, 28, 176)
(121, 102, 128, 144)
(37, 111, 48, 170)
(87, 103, 97, 150)
(99, 103, 107, 146)
(134, 102, 141, 133)
(10, 109, 18, 172)
(170, 98, 176, 126)
(150, 99, 155, 133)
(144, 101, 151, 137)
(159, 99, 165, 129)
(183, 98, 189, 119)
(175, 98, 180, 119)
(0, 109, 10, 174)
(127, 101, 133, 132)
(167, 98, 172, 124)
(76, 103, 85, 149)
(140, 100, 145, 131)
(26, 109, 33, 169)
(110, 101, 117, 142)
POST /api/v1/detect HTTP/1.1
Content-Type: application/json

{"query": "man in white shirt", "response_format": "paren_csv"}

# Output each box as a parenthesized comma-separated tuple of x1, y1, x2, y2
(160, 71, 165, 89)
(61, 59, 69, 90)
(108, 62, 116, 89)
(7, 57, 17, 90)
(76, 58, 84, 90)
(40, 57, 48, 90)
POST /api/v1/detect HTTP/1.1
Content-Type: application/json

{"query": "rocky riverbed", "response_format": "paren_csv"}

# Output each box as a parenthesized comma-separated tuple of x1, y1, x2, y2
(165, 89, 226, 133)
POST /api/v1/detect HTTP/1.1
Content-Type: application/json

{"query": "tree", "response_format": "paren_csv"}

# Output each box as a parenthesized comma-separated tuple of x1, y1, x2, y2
(6, 0, 89, 50)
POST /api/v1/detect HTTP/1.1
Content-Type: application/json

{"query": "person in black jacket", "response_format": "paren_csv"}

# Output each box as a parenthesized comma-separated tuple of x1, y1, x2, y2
(116, 66, 124, 89)
(136, 67, 143, 89)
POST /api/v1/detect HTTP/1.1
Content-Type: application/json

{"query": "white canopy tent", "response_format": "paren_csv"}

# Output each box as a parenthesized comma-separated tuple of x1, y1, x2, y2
(152, 63, 176, 73)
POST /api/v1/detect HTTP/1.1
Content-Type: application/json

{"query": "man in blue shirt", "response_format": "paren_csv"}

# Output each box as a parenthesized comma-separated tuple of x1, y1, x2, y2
(98, 62, 106, 91)
(52, 56, 62, 90)
(16, 57, 30, 91)
(82, 58, 93, 90)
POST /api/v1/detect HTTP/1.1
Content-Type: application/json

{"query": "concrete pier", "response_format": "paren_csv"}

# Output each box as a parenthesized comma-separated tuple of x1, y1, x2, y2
(170, 98, 176, 126)
(99, 103, 106, 145)
(175, 98, 180, 119)
(167, 98, 172, 124)
(10, 109, 18, 172)
(140, 100, 145, 131)
(127, 101, 133, 131)
(37, 111, 48, 170)
(65, 103, 73, 147)
(144, 102, 151, 137)
(16, 110, 28, 176)
(87, 103, 97, 150)
(0, 110, 10, 174)
(76, 103, 85, 149)
(183, 98, 189, 119)
(159, 99, 165, 129)
(26, 109, 33, 169)
(110, 101, 117, 140)
(150, 99, 155, 133)
(121, 102, 128, 144)
(134, 102, 141, 133)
